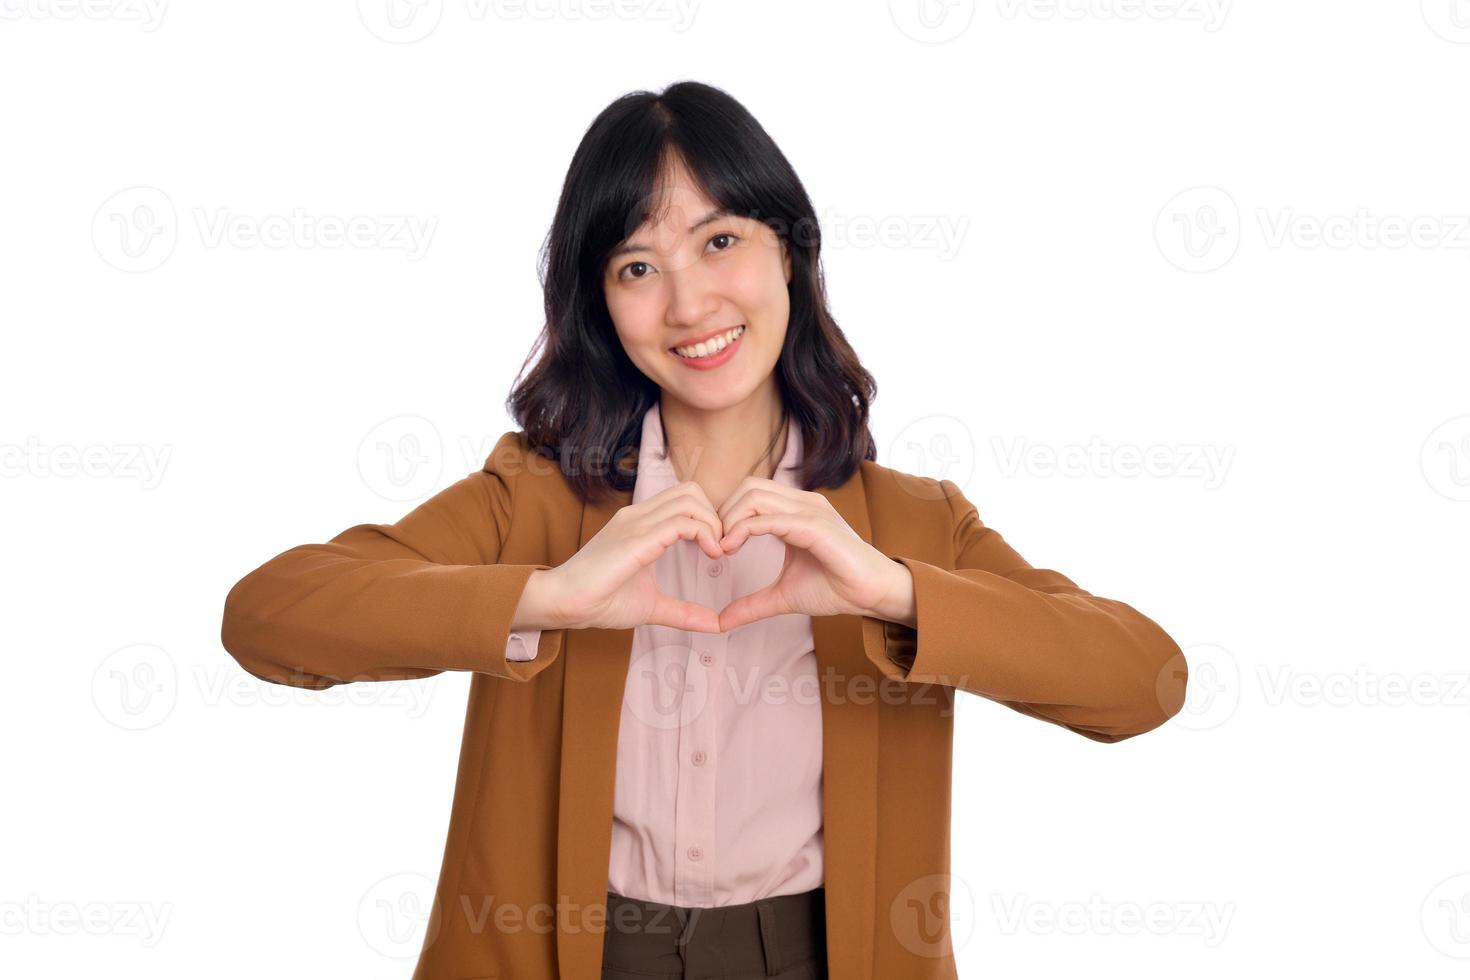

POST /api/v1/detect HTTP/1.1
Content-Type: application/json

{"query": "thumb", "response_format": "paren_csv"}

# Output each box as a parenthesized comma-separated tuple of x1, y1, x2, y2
(647, 592, 722, 634)
(718, 586, 791, 633)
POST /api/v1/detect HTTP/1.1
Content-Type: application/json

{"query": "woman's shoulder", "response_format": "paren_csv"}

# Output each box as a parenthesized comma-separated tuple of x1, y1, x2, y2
(859, 457, 967, 514)
(480, 429, 532, 471)
(478, 429, 586, 508)
(481, 430, 556, 482)
(857, 457, 982, 557)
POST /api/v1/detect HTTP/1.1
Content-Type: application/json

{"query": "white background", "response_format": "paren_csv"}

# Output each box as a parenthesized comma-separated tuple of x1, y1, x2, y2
(3, 1, 1469, 977)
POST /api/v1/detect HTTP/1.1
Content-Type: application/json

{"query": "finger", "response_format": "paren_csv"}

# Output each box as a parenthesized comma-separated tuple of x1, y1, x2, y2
(644, 496, 725, 560)
(628, 515, 722, 569)
(675, 480, 723, 524)
(720, 512, 817, 554)
(718, 487, 800, 540)
(660, 481, 724, 523)
(648, 479, 721, 520)
(716, 477, 794, 528)
(648, 592, 722, 633)
(662, 516, 725, 564)
(645, 483, 721, 523)
(640, 480, 717, 522)
(718, 586, 791, 633)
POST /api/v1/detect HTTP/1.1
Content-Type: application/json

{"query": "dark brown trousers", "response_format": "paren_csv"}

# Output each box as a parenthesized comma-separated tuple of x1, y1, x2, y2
(600, 886, 828, 980)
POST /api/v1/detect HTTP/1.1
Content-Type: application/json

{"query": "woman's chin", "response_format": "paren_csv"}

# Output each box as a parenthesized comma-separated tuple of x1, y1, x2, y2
(661, 373, 761, 411)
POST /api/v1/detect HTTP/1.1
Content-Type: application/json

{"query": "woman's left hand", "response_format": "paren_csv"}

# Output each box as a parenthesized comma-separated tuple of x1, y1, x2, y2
(715, 477, 914, 632)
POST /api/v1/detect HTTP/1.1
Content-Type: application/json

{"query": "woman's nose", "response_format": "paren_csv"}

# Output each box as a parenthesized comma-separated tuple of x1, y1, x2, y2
(664, 262, 719, 328)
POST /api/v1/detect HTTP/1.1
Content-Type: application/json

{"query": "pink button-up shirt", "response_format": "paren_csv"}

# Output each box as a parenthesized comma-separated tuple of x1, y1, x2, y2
(505, 401, 824, 909)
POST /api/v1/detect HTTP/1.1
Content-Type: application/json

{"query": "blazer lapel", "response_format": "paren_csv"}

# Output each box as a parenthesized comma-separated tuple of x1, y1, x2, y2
(556, 485, 633, 978)
(554, 467, 879, 980)
(811, 470, 879, 980)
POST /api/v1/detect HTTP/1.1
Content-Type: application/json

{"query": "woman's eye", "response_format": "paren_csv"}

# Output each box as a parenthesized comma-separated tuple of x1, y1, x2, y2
(617, 235, 737, 280)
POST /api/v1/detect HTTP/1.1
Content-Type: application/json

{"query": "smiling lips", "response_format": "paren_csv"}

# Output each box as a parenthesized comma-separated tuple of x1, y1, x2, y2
(670, 324, 745, 370)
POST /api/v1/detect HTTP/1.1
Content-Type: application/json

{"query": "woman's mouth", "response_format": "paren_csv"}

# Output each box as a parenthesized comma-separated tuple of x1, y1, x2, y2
(669, 324, 745, 370)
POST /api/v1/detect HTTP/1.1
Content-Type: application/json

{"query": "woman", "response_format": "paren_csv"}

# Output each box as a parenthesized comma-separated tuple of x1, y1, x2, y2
(221, 81, 1189, 980)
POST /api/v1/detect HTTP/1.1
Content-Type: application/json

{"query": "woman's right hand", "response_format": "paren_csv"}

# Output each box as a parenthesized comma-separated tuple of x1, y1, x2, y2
(536, 481, 726, 633)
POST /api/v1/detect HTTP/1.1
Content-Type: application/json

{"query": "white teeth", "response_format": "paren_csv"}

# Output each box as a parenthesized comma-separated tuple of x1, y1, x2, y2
(674, 324, 744, 359)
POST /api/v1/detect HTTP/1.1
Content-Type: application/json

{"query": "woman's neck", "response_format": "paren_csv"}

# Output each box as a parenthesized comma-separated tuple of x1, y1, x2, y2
(659, 388, 787, 509)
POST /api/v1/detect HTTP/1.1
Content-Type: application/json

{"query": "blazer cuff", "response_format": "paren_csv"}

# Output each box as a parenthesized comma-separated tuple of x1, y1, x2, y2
(475, 564, 566, 683)
(859, 614, 918, 683)
(859, 553, 1003, 689)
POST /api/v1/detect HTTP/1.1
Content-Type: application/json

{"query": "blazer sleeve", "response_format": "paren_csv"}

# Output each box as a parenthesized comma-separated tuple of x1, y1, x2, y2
(220, 431, 566, 688)
(859, 479, 1189, 743)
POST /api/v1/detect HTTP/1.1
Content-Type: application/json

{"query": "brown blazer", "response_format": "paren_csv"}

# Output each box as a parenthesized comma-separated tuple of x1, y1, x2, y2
(220, 430, 1189, 980)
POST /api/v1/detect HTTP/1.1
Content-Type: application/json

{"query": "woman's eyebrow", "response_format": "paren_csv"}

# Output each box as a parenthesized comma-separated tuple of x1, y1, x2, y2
(609, 208, 733, 259)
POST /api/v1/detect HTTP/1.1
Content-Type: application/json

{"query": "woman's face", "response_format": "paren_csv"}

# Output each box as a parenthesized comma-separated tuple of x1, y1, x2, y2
(602, 157, 792, 413)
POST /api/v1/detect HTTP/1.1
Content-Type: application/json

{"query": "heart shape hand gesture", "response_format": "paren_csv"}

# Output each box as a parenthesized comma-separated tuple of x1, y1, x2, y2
(541, 478, 914, 634)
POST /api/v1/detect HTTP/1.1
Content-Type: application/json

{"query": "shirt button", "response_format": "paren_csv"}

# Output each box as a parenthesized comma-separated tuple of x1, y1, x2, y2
(691, 750, 707, 766)
(707, 561, 723, 577)
(687, 845, 704, 862)
(699, 652, 714, 666)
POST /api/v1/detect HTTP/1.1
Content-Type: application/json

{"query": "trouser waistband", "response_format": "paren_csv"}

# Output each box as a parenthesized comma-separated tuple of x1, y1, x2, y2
(601, 886, 826, 979)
